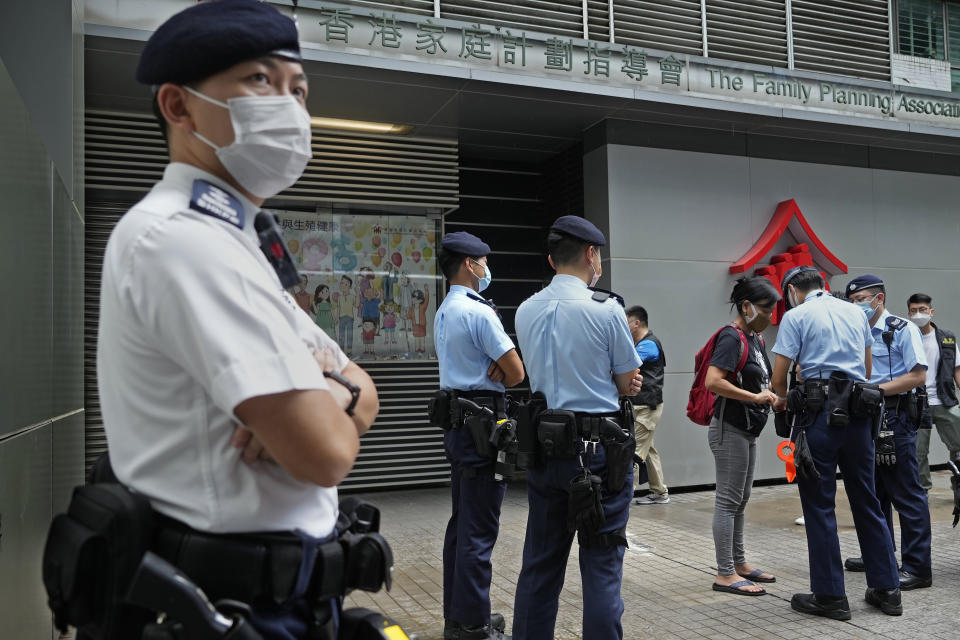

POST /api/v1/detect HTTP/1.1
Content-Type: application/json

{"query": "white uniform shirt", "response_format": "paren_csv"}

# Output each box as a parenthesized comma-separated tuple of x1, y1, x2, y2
(98, 162, 344, 537)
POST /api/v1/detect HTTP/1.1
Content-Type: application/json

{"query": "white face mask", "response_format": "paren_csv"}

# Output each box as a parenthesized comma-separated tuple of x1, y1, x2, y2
(185, 87, 312, 198)
(589, 249, 602, 288)
(910, 313, 931, 328)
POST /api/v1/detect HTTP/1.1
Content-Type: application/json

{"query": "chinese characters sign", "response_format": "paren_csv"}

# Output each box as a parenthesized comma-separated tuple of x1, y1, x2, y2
(274, 211, 440, 361)
(296, 4, 960, 129)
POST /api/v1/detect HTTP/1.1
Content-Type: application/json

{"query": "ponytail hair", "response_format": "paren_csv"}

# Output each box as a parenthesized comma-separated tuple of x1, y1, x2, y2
(729, 276, 781, 317)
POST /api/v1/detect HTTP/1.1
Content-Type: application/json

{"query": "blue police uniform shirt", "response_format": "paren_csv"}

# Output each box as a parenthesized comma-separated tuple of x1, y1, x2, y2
(636, 339, 660, 363)
(435, 285, 516, 393)
(868, 309, 928, 385)
(773, 290, 872, 382)
(515, 274, 641, 413)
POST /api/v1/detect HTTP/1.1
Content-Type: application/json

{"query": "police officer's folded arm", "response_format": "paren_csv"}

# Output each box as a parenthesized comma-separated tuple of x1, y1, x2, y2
(340, 359, 379, 434)
(235, 389, 359, 487)
(495, 348, 525, 387)
(613, 368, 642, 397)
(879, 364, 926, 396)
(142, 220, 359, 486)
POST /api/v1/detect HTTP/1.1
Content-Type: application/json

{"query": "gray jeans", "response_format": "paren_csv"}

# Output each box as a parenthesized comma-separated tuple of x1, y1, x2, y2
(708, 415, 757, 576)
(917, 403, 960, 490)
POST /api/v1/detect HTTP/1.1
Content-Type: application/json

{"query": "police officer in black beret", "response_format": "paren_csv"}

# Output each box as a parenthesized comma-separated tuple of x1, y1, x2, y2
(433, 231, 524, 640)
(512, 216, 642, 640)
(842, 275, 932, 591)
(96, 2, 382, 639)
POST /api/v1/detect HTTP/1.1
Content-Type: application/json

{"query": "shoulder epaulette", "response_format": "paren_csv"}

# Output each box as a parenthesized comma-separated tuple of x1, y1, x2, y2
(188, 179, 244, 229)
(465, 292, 488, 306)
(885, 316, 908, 331)
(588, 286, 625, 307)
(466, 292, 502, 320)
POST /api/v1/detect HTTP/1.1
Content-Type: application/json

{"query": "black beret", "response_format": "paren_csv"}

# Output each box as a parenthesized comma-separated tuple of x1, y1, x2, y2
(845, 274, 884, 298)
(550, 215, 606, 246)
(441, 231, 490, 256)
(136, 0, 301, 86)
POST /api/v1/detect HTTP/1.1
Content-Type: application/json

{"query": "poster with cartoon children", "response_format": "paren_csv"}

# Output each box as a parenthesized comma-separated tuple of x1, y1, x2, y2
(272, 211, 439, 360)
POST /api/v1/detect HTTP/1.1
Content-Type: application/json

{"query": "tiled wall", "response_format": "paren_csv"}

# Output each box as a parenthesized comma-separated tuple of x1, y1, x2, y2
(0, 1, 85, 635)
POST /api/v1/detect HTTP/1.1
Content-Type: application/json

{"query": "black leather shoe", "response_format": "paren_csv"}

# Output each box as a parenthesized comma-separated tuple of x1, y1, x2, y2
(790, 593, 852, 621)
(445, 614, 507, 640)
(460, 624, 511, 640)
(865, 587, 902, 615)
(899, 570, 932, 590)
(444, 620, 459, 640)
(844, 556, 865, 572)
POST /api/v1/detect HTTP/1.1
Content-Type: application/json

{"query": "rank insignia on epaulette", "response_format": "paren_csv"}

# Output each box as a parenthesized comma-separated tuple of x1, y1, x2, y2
(885, 316, 908, 332)
(189, 179, 244, 229)
(588, 286, 625, 307)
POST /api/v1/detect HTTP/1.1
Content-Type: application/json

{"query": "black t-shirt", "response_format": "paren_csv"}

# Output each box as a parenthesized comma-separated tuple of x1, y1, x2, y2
(709, 326, 772, 434)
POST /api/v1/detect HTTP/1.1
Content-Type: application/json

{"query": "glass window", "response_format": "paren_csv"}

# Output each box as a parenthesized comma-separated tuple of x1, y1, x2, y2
(899, 0, 946, 59)
(273, 211, 441, 361)
(949, 2, 960, 90)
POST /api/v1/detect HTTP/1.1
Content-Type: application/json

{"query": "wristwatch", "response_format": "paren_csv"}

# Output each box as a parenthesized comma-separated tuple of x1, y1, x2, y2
(323, 370, 361, 416)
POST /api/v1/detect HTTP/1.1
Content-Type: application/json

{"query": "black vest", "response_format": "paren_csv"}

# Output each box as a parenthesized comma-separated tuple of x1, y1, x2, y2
(633, 330, 665, 408)
(932, 323, 958, 408)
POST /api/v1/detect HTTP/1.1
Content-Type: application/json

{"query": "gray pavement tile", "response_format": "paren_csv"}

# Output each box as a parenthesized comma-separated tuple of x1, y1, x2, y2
(345, 473, 960, 639)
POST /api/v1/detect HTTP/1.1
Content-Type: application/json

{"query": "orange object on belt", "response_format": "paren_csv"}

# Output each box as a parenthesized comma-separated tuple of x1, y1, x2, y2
(777, 440, 797, 483)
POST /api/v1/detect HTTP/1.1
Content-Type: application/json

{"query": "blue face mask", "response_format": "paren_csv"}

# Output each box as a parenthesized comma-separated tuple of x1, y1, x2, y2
(856, 300, 876, 317)
(470, 259, 492, 293)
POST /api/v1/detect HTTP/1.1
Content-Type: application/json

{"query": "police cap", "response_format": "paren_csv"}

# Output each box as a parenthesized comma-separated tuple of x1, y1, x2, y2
(845, 274, 884, 298)
(440, 231, 490, 257)
(136, 0, 301, 86)
(780, 265, 819, 292)
(550, 215, 606, 246)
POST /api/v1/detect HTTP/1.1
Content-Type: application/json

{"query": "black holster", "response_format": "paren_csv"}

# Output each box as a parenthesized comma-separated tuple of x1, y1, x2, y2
(905, 391, 920, 423)
(916, 386, 932, 429)
(427, 390, 453, 431)
(489, 418, 519, 480)
(465, 413, 496, 459)
(802, 379, 826, 415)
(567, 472, 605, 537)
(851, 381, 885, 439)
(511, 392, 547, 469)
(42, 483, 156, 638)
(825, 372, 854, 428)
(781, 384, 807, 436)
(599, 418, 635, 493)
(536, 410, 579, 460)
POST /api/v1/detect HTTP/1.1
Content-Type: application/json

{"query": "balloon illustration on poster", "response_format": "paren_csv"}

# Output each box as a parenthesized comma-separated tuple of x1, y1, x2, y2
(273, 211, 438, 361)
(301, 237, 328, 270)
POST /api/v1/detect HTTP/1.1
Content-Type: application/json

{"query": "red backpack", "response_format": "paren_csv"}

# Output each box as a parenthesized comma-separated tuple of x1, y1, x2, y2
(687, 324, 757, 426)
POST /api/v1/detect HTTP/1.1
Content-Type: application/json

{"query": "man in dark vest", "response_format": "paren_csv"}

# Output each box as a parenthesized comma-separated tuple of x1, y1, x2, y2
(907, 293, 960, 492)
(627, 306, 670, 504)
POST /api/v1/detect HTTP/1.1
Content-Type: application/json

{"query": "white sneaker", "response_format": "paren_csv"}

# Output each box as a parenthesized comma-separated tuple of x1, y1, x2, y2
(794, 516, 805, 526)
(634, 493, 670, 505)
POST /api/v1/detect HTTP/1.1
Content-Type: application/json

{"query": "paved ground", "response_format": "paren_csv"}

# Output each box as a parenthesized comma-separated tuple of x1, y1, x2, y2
(345, 471, 960, 639)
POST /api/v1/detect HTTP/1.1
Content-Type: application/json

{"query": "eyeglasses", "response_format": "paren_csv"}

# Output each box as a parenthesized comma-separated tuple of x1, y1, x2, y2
(849, 293, 876, 304)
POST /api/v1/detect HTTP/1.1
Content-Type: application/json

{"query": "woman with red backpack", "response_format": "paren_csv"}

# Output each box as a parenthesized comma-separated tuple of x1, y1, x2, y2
(704, 276, 783, 596)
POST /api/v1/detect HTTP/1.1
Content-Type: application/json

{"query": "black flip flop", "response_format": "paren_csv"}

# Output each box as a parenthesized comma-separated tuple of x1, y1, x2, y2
(712, 580, 766, 596)
(737, 568, 777, 583)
